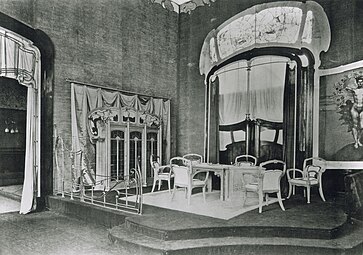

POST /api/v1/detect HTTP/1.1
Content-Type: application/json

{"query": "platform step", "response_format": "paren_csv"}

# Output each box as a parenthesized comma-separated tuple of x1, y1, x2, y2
(109, 221, 363, 255)
(124, 215, 345, 241)
(122, 199, 349, 241)
(46, 196, 131, 228)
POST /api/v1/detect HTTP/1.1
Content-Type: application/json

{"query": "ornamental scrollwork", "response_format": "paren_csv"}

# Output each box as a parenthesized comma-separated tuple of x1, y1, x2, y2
(88, 107, 119, 142)
(139, 112, 161, 127)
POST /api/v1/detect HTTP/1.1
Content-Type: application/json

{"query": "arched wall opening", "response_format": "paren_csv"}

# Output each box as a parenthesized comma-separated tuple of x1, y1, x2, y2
(0, 12, 54, 213)
(199, 1, 330, 170)
(206, 47, 315, 170)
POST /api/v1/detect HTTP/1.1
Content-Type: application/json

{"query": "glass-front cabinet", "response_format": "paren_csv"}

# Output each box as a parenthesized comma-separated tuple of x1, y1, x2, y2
(88, 106, 162, 189)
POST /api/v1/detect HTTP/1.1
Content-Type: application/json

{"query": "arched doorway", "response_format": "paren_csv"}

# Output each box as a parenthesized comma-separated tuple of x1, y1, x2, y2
(0, 12, 54, 214)
(200, 1, 330, 168)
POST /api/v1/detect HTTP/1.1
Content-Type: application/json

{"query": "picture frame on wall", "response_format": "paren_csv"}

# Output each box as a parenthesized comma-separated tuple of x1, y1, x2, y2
(319, 61, 363, 169)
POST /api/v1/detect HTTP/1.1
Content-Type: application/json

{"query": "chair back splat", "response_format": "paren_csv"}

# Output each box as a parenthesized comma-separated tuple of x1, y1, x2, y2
(235, 154, 257, 166)
(183, 153, 203, 163)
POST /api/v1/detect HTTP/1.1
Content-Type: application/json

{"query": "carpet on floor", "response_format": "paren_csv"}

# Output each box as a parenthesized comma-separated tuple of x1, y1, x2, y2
(125, 189, 279, 220)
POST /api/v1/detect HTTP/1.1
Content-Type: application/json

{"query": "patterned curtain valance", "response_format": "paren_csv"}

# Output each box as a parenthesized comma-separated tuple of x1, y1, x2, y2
(199, 1, 331, 79)
(0, 27, 40, 88)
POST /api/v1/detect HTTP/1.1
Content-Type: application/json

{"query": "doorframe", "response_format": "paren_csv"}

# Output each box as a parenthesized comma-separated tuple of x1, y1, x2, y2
(0, 12, 54, 211)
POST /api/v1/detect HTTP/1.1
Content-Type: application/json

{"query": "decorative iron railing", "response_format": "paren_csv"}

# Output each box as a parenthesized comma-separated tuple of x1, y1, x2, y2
(54, 135, 143, 215)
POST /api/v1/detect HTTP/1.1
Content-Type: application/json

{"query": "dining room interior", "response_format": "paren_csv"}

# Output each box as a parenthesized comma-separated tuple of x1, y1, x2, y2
(0, 0, 363, 254)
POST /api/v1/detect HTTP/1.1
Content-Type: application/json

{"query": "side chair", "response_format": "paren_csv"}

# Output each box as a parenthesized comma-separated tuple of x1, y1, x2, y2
(150, 154, 174, 193)
(286, 157, 326, 203)
(235, 154, 257, 166)
(182, 153, 203, 163)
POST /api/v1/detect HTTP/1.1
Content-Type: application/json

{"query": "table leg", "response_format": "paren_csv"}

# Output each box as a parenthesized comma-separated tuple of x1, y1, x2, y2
(258, 178, 263, 213)
(225, 169, 230, 200)
(220, 170, 224, 201)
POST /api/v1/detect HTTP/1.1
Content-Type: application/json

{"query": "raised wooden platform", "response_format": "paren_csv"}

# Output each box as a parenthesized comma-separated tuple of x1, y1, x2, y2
(47, 194, 363, 255)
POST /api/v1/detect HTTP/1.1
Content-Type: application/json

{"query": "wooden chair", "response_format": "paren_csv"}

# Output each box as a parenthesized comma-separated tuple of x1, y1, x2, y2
(242, 159, 286, 213)
(150, 154, 174, 193)
(170, 156, 209, 205)
(235, 154, 257, 166)
(182, 153, 203, 163)
(287, 157, 326, 203)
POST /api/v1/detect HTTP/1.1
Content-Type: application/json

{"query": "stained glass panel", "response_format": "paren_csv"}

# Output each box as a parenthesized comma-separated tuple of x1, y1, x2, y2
(302, 11, 313, 43)
(217, 7, 303, 59)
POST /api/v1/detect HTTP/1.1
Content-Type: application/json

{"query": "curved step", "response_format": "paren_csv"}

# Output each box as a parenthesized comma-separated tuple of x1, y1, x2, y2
(123, 201, 348, 241)
(109, 220, 363, 255)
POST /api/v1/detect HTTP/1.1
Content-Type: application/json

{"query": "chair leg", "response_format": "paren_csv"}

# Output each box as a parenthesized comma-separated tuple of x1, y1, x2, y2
(242, 189, 247, 207)
(202, 186, 206, 203)
(167, 179, 171, 193)
(277, 191, 285, 211)
(158, 179, 162, 190)
(265, 194, 269, 206)
(319, 184, 326, 202)
(187, 188, 191, 205)
(151, 179, 157, 192)
(287, 183, 293, 199)
(306, 186, 311, 204)
(171, 185, 176, 200)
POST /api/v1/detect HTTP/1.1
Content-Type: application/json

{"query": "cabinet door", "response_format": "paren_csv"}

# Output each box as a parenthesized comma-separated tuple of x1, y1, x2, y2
(110, 129, 126, 181)
(129, 130, 143, 176)
(146, 132, 158, 178)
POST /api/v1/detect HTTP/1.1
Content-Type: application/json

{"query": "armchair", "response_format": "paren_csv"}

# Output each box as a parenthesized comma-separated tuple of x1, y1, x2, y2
(242, 159, 286, 213)
(170, 156, 209, 205)
(287, 157, 326, 203)
(150, 155, 174, 193)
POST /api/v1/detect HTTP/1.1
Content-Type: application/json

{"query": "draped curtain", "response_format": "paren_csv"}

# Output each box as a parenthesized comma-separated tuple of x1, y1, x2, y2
(218, 56, 287, 150)
(0, 28, 41, 214)
(283, 63, 296, 167)
(208, 77, 219, 163)
(70, 83, 171, 182)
